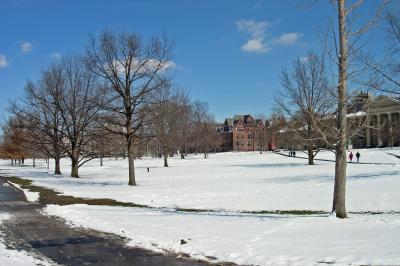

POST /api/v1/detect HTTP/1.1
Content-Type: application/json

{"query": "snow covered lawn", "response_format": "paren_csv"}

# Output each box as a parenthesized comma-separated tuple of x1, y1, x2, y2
(45, 204, 400, 266)
(1, 149, 399, 212)
(1, 148, 400, 265)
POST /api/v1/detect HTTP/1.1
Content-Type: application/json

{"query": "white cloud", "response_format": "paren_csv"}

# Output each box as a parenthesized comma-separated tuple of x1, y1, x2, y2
(274, 32, 303, 45)
(236, 20, 303, 53)
(50, 52, 62, 59)
(20, 42, 33, 53)
(236, 19, 270, 53)
(0, 54, 8, 68)
(236, 19, 270, 39)
(242, 38, 271, 53)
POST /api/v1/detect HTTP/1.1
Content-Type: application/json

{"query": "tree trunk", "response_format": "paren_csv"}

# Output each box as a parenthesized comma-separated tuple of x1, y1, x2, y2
(332, 0, 348, 219)
(71, 163, 79, 178)
(100, 154, 103, 166)
(70, 150, 80, 178)
(308, 147, 314, 165)
(54, 157, 62, 175)
(127, 138, 136, 186)
(164, 152, 168, 167)
(11, 159, 14, 166)
(33, 156, 36, 167)
(22, 157, 25, 165)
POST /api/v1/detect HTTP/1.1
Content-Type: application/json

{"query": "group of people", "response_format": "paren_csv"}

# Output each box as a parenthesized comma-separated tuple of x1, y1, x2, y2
(348, 151, 361, 163)
(288, 150, 296, 157)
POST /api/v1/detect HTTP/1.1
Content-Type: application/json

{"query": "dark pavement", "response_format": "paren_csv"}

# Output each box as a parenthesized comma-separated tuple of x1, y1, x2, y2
(0, 178, 225, 266)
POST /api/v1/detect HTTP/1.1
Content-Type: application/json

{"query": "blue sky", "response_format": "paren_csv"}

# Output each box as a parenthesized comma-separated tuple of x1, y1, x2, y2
(0, 0, 388, 122)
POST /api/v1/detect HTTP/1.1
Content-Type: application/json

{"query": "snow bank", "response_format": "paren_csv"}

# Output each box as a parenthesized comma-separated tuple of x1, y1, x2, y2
(7, 181, 40, 202)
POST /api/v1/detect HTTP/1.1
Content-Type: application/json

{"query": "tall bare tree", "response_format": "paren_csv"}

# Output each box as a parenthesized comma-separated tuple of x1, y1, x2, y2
(85, 30, 171, 185)
(327, 0, 387, 218)
(276, 51, 334, 165)
(56, 57, 104, 178)
(176, 95, 192, 159)
(150, 82, 186, 167)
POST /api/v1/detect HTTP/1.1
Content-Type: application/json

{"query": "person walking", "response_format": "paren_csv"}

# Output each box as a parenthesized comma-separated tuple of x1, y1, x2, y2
(356, 151, 360, 163)
(348, 151, 354, 163)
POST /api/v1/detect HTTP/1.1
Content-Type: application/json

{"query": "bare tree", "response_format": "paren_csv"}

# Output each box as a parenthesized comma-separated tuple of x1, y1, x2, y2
(275, 51, 334, 165)
(199, 115, 219, 158)
(55, 56, 104, 178)
(150, 82, 186, 167)
(9, 65, 66, 174)
(326, 0, 387, 218)
(360, 8, 399, 94)
(85, 30, 171, 186)
(176, 95, 192, 159)
(191, 100, 209, 154)
(189, 101, 218, 158)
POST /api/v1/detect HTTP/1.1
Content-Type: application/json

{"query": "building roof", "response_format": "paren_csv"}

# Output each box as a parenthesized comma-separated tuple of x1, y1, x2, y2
(224, 118, 234, 127)
(233, 114, 255, 126)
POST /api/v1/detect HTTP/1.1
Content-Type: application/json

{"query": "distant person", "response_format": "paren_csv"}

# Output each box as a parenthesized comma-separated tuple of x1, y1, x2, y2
(289, 151, 292, 157)
(293, 151, 296, 157)
(348, 151, 353, 163)
(147, 167, 150, 172)
(356, 151, 360, 163)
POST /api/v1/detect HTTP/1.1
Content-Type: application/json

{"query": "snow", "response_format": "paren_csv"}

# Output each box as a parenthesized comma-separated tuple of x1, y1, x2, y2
(8, 181, 40, 202)
(0, 213, 56, 266)
(1, 148, 400, 265)
(1, 149, 400, 212)
(45, 204, 400, 266)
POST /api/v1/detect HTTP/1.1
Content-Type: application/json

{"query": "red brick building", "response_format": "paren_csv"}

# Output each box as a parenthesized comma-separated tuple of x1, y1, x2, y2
(216, 114, 277, 152)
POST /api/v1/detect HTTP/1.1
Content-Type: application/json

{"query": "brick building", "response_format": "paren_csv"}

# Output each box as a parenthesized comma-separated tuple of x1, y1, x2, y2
(216, 114, 277, 152)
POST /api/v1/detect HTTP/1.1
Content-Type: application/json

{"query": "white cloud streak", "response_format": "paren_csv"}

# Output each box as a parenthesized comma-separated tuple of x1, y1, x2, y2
(236, 19, 303, 53)
(0, 54, 9, 69)
(274, 32, 303, 45)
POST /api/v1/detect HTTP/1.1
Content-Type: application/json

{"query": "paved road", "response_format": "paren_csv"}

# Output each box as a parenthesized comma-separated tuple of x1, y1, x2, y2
(0, 178, 221, 266)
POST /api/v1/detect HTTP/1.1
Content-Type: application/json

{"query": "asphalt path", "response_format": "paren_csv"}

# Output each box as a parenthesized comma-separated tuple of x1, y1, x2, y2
(0, 177, 226, 266)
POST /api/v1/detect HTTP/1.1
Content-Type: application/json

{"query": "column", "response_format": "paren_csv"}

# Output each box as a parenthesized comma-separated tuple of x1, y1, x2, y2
(388, 113, 393, 147)
(377, 114, 382, 147)
(366, 115, 371, 147)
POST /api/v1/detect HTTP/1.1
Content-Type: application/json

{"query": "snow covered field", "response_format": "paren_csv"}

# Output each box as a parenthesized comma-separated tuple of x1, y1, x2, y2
(1, 149, 400, 265)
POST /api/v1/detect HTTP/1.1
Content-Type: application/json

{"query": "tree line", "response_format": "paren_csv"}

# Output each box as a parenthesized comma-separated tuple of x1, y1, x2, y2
(0, 30, 219, 184)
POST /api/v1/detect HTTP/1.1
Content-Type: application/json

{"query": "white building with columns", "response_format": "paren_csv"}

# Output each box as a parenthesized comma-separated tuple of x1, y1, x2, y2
(366, 96, 400, 147)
